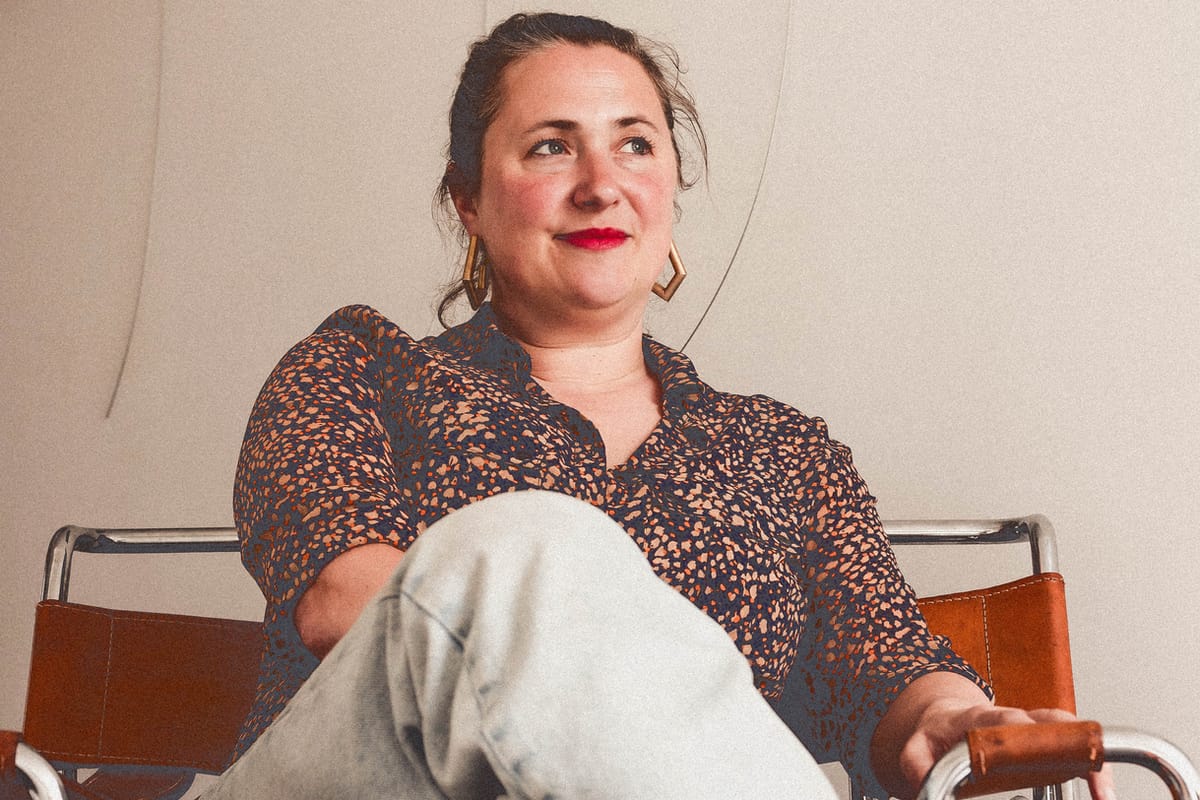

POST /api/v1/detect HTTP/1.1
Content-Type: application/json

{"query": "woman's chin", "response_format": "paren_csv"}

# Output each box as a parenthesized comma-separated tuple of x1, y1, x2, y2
(566, 283, 652, 316)
(511, 283, 646, 316)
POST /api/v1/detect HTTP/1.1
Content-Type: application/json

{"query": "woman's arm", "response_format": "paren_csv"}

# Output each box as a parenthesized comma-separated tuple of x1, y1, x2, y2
(236, 310, 420, 661)
(295, 543, 404, 658)
(870, 671, 1115, 800)
(777, 416, 1112, 798)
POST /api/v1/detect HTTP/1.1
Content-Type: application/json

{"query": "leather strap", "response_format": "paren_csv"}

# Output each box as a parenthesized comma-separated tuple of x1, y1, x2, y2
(962, 720, 1104, 797)
(919, 573, 1076, 713)
(24, 600, 261, 773)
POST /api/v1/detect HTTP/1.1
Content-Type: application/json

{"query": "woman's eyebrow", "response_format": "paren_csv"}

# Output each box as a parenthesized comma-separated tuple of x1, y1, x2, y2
(523, 119, 577, 135)
(616, 115, 658, 131)
(521, 116, 660, 136)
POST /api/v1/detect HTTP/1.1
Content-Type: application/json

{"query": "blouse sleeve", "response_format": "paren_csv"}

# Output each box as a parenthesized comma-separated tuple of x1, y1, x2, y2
(789, 420, 991, 799)
(233, 320, 418, 635)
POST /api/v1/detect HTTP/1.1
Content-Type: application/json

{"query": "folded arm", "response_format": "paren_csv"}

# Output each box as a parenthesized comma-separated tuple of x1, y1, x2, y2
(295, 543, 404, 658)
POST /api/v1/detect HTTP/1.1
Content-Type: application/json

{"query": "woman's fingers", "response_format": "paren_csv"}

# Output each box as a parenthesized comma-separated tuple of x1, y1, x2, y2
(976, 707, 1116, 800)
(1025, 707, 1077, 723)
(1025, 709, 1115, 799)
(905, 704, 1117, 800)
(1086, 765, 1117, 800)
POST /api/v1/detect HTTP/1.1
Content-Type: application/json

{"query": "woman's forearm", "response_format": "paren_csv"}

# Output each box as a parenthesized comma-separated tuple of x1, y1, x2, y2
(294, 543, 404, 658)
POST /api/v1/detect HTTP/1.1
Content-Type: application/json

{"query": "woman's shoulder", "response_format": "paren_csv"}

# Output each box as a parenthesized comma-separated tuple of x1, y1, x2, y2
(257, 305, 428, 391)
(717, 389, 843, 447)
(287, 303, 443, 366)
(312, 304, 417, 347)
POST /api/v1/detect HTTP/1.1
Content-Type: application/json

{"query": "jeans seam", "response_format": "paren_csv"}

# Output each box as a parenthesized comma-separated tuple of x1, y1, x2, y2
(400, 587, 543, 800)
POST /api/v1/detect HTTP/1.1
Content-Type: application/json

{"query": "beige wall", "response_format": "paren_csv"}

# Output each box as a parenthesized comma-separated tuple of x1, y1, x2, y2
(3, 1, 1197, 793)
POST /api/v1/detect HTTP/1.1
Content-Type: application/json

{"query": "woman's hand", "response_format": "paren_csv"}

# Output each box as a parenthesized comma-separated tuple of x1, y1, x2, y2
(871, 672, 1115, 800)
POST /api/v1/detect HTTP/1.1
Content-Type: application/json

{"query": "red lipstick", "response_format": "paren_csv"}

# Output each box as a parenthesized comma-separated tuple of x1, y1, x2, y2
(555, 228, 629, 250)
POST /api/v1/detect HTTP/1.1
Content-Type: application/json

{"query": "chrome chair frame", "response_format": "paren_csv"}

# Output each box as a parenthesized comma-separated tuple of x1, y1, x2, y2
(883, 514, 1058, 575)
(42, 515, 1058, 601)
(22, 517, 1193, 800)
(13, 742, 66, 800)
(26, 525, 243, 800)
(42, 525, 240, 602)
(879, 516, 1064, 800)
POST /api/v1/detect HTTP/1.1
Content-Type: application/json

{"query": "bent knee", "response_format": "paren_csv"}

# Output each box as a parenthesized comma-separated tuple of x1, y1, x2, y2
(406, 490, 644, 572)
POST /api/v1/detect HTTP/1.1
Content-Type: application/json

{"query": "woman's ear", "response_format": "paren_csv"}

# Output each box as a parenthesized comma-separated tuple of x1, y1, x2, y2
(450, 186, 480, 234)
(445, 161, 481, 233)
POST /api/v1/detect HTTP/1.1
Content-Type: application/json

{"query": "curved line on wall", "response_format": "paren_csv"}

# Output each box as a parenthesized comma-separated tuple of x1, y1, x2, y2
(106, 0, 165, 418)
(681, 0, 793, 353)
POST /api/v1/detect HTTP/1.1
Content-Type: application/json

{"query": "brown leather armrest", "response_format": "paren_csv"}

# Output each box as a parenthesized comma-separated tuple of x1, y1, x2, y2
(1, 730, 32, 800)
(961, 720, 1104, 797)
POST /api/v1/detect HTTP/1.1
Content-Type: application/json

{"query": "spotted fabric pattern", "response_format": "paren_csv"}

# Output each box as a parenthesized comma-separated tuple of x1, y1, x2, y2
(233, 303, 986, 793)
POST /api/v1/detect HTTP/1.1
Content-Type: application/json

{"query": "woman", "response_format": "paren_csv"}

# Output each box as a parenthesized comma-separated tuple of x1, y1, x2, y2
(210, 13, 1109, 800)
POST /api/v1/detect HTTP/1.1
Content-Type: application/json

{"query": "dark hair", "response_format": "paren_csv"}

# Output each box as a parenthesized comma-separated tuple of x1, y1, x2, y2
(434, 12, 707, 326)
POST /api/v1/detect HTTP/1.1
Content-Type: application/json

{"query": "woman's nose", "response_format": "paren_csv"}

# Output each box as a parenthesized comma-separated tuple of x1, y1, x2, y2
(572, 153, 620, 209)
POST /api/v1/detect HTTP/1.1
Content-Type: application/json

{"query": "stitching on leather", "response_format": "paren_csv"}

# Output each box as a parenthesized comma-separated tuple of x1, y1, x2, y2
(44, 603, 113, 621)
(97, 614, 116, 758)
(981, 595, 994, 694)
(917, 574, 1063, 607)
(918, 574, 1064, 691)
(27, 748, 220, 771)
(45, 602, 257, 631)
(104, 613, 256, 631)
(38, 604, 241, 773)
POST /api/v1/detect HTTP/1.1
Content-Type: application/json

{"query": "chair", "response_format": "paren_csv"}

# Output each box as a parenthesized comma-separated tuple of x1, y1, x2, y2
(895, 516, 1076, 716)
(3, 526, 257, 800)
(767, 516, 1075, 799)
(2, 519, 1195, 800)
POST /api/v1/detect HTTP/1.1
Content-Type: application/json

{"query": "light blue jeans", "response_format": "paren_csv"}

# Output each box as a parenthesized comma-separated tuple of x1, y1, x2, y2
(205, 490, 835, 799)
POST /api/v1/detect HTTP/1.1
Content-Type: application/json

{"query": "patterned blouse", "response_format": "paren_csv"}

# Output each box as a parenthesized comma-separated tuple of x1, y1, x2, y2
(233, 303, 986, 794)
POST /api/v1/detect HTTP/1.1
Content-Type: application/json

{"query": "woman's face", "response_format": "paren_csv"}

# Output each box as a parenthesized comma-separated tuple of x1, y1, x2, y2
(454, 43, 678, 332)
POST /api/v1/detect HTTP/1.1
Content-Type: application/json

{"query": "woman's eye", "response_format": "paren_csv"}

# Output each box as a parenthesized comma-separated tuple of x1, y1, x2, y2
(620, 137, 654, 155)
(530, 139, 568, 156)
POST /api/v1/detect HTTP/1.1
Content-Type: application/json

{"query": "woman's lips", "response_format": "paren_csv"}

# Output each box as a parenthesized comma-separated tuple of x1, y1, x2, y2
(555, 228, 629, 250)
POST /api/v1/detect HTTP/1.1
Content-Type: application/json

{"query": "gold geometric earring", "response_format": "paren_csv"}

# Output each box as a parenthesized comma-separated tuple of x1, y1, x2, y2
(462, 235, 490, 310)
(652, 241, 686, 301)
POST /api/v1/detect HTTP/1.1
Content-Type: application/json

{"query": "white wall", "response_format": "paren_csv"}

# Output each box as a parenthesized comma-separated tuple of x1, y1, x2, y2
(3, 1, 1197, 793)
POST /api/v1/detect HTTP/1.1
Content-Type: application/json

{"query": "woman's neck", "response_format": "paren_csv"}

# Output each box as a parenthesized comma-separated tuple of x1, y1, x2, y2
(489, 301, 663, 468)
(524, 333, 649, 391)
(491, 301, 651, 391)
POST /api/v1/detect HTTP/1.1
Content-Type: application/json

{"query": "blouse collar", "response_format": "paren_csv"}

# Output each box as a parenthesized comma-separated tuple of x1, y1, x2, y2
(435, 303, 713, 422)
